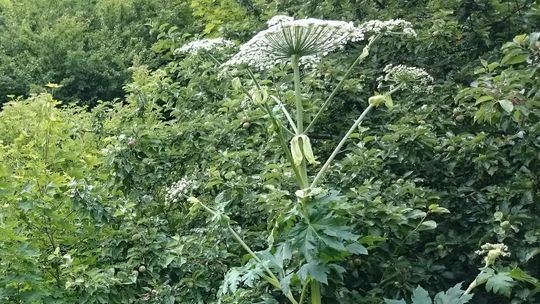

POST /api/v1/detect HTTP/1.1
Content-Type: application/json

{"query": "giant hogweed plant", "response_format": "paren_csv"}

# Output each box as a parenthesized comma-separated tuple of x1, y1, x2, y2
(172, 16, 436, 303)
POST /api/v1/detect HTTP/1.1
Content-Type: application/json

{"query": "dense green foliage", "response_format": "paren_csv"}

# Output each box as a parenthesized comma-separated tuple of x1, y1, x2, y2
(0, 0, 195, 104)
(0, 0, 539, 303)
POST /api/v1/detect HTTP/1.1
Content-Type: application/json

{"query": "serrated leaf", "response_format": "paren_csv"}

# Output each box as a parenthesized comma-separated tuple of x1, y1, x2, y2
(485, 272, 514, 297)
(241, 265, 262, 287)
(433, 283, 473, 304)
(475, 267, 495, 285)
(280, 274, 292, 296)
(320, 235, 346, 251)
(345, 243, 368, 255)
(298, 262, 329, 284)
(220, 268, 242, 294)
(411, 286, 432, 304)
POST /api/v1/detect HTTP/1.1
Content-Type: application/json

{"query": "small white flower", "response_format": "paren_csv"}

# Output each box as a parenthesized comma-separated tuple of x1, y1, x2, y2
(174, 38, 235, 55)
(378, 64, 434, 93)
(357, 19, 417, 37)
(266, 15, 294, 27)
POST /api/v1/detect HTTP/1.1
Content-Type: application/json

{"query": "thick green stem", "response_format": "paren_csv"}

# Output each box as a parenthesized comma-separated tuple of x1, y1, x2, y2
(291, 55, 309, 188)
(292, 55, 304, 134)
(464, 268, 487, 295)
(311, 104, 375, 188)
(244, 69, 304, 186)
(299, 281, 308, 304)
(305, 34, 382, 134)
(310, 281, 321, 304)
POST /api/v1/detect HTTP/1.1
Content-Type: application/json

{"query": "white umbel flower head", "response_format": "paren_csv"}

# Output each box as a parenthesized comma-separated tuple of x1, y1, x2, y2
(165, 177, 194, 204)
(475, 243, 511, 267)
(174, 38, 235, 55)
(224, 16, 365, 70)
(377, 64, 434, 93)
(358, 19, 417, 37)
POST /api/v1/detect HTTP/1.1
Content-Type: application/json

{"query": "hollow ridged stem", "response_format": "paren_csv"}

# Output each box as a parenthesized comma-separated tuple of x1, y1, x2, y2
(291, 55, 309, 188)
(310, 280, 321, 304)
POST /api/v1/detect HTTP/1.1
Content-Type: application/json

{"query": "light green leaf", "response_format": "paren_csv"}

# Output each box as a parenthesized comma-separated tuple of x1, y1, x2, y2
(475, 95, 494, 105)
(428, 204, 450, 214)
(419, 220, 437, 231)
(501, 52, 527, 65)
(369, 94, 386, 107)
(498, 100, 514, 113)
(384, 95, 394, 109)
(509, 267, 540, 288)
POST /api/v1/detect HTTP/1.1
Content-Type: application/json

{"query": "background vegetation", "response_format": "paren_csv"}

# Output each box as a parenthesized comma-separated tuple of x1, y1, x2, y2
(0, 0, 538, 303)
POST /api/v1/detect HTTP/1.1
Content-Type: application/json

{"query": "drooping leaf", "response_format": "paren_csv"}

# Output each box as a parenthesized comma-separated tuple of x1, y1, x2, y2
(509, 267, 540, 288)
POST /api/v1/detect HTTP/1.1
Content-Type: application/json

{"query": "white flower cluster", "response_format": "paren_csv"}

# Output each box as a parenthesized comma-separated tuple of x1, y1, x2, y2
(174, 38, 235, 55)
(358, 19, 417, 37)
(224, 16, 364, 70)
(165, 177, 194, 204)
(377, 64, 434, 93)
(475, 243, 511, 267)
(266, 15, 294, 27)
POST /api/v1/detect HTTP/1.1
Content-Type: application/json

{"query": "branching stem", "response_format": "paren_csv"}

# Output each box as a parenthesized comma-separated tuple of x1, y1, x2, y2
(310, 104, 374, 188)
(305, 34, 382, 133)
(196, 200, 299, 304)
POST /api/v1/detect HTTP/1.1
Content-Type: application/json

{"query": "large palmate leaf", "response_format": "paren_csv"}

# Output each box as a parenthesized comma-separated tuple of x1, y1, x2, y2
(385, 284, 473, 304)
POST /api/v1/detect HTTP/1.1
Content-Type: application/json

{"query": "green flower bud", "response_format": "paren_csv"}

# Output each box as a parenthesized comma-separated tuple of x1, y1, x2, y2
(253, 87, 269, 105)
(290, 136, 303, 166)
(368, 94, 386, 107)
(299, 135, 317, 164)
(231, 77, 242, 91)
